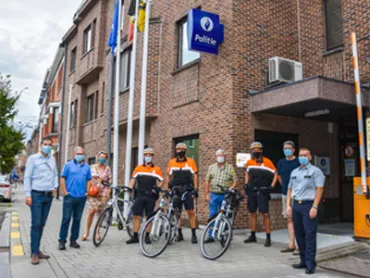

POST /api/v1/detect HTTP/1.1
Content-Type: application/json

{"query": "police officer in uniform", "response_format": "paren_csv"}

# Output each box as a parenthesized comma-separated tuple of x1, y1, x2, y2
(286, 148, 325, 274)
(126, 148, 164, 244)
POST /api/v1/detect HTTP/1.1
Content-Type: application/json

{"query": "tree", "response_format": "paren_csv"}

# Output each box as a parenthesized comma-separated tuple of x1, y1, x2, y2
(0, 74, 25, 174)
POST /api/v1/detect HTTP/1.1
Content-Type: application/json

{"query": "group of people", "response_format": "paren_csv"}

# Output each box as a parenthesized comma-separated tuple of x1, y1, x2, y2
(24, 136, 325, 275)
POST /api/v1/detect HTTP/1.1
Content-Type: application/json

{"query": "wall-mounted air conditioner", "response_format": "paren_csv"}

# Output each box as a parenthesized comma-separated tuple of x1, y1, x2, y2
(268, 57, 303, 84)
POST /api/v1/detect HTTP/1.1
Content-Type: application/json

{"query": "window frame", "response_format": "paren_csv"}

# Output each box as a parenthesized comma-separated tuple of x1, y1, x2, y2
(70, 102, 75, 128)
(177, 18, 200, 68)
(87, 94, 95, 122)
(70, 48, 77, 72)
(83, 24, 93, 54)
(324, 0, 344, 51)
(52, 107, 59, 133)
(112, 48, 132, 93)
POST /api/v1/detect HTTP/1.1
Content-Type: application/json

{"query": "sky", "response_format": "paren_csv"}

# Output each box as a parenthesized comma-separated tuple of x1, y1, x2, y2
(0, 0, 82, 125)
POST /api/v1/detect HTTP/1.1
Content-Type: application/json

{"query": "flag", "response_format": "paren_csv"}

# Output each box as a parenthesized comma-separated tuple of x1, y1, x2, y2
(127, 0, 136, 16)
(128, 17, 135, 41)
(108, 0, 120, 54)
(137, 1, 146, 32)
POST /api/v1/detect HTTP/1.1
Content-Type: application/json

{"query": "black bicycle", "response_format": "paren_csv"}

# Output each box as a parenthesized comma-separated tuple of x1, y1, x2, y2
(200, 185, 243, 260)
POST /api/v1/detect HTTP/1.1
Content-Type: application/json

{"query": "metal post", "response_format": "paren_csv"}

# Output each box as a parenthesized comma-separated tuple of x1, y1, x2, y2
(138, 0, 151, 162)
(351, 32, 368, 195)
(106, 53, 115, 166)
(124, 0, 140, 217)
(64, 84, 72, 163)
(57, 42, 68, 199)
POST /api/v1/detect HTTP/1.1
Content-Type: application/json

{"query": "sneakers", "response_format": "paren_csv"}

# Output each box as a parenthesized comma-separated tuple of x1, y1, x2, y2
(144, 236, 151, 244)
(31, 254, 39, 265)
(58, 240, 66, 250)
(292, 262, 306, 269)
(264, 238, 271, 247)
(191, 235, 198, 244)
(244, 235, 257, 243)
(38, 251, 50, 259)
(126, 236, 139, 244)
(70, 240, 80, 248)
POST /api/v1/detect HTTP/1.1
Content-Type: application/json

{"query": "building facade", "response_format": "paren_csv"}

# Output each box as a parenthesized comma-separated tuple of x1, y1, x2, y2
(58, 0, 370, 229)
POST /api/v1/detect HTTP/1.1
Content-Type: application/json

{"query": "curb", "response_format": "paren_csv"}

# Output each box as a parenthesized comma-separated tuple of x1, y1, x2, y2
(10, 211, 24, 257)
(0, 212, 11, 278)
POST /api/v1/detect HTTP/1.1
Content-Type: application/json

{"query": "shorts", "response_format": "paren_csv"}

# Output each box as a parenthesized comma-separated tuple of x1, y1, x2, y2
(132, 195, 156, 216)
(173, 190, 194, 211)
(247, 191, 270, 213)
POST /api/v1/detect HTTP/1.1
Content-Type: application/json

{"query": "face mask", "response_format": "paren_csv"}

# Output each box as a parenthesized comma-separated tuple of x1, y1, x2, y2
(252, 152, 262, 159)
(299, 156, 309, 166)
(217, 156, 225, 164)
(144, 156, 152, 164)
(75, 154, 85, 162)
(284, 149, 293, 157)
(42, 145, 52, 155)
(176, 151, 186, 158)
(97, 157, 106, 164)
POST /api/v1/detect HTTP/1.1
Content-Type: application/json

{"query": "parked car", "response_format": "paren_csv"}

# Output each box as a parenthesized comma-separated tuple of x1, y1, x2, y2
(0, 175, 12, 202)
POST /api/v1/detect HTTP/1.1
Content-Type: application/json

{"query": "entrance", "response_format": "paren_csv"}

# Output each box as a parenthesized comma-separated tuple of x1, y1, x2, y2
(339, 123, 359, 222)
(255, 130, 299, 194)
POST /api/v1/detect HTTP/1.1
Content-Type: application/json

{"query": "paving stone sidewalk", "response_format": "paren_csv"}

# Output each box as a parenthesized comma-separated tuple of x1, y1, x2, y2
(9, 187, 356, 278)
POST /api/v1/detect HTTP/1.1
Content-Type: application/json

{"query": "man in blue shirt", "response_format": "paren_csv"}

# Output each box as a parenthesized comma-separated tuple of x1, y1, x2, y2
(277, 141, 300, 253)
(24, 136, 58, 265)
(286, 148, 325, 274)
(58, 146, 92, 250)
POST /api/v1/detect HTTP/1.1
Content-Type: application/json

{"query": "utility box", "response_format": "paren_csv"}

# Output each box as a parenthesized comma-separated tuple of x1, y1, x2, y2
(353, 177, 370, 239)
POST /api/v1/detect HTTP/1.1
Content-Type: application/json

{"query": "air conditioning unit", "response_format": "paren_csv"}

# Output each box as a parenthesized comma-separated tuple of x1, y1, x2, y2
(268, 57, 303, 84)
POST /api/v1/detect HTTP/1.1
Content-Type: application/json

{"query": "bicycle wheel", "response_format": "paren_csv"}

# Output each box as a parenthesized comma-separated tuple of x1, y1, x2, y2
(139, 213, 171, 258)
(125, 210, 134, 238)
(93, 207, 112, 247)
(200, 216, 233, 260)
(168, 211, 179, 244)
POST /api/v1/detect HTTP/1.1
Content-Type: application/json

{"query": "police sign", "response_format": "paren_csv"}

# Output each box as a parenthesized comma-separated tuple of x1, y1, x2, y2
(187, 9, 224, 55)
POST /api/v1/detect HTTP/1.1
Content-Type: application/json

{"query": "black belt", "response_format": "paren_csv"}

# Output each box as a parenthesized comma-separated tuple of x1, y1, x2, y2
(32, 189, 53, 196)
(293, 200, 314, 204)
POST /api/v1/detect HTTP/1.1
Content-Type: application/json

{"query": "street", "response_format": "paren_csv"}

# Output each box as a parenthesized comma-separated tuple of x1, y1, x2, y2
(5, 187, 356, 278)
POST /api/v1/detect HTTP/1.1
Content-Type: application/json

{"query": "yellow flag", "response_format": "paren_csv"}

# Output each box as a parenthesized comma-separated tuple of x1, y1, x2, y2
(137, 1, 146, 32)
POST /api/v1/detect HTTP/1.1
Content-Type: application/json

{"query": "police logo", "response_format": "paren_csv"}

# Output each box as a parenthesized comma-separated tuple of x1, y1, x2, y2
(200, 17, 214, 32)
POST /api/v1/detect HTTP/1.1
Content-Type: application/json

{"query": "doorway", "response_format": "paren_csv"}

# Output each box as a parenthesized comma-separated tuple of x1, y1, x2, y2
(254, 130, 299, 194)
(174, 135, 199, 168)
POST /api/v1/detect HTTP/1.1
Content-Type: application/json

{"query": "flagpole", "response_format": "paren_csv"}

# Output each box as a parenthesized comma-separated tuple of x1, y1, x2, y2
(113, 0, 123, 222)
(124, 0, 139, 218)
(138, 0, 151, 162)
(64, 84, 72, 163)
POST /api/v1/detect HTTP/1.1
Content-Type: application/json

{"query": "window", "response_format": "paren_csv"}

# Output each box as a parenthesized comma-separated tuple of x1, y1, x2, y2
(84, 24, 93, 53)
(88, 157, 96, 165)
(113, 48, 132, 92)
(95, 91, 99, 119)
(70, 102, 75, 128)
(324, 0, 344, 51)
(52, 107, 59, 133)
(87, 94, 95, 122)
(178, 19, 200, 67)
(70, 48, 77, 72)
(101, 82, 105, 114)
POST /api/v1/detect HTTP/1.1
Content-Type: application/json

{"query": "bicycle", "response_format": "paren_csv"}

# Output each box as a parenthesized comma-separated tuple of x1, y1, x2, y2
(200, 185, 243, 260)
(139, 185, 194, 258)
(93, 182, 134, 247)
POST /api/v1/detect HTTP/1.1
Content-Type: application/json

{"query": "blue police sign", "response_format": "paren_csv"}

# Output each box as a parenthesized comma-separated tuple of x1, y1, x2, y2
(187, 9, 224, 55)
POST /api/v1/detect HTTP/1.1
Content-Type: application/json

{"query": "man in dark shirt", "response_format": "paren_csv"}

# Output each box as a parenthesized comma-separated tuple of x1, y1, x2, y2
(277, 141, 300, 253)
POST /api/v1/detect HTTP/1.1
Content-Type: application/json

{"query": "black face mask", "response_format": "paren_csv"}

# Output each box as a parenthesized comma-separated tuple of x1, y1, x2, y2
(252, 152, 262, 159)
(176, 151, 186, 159)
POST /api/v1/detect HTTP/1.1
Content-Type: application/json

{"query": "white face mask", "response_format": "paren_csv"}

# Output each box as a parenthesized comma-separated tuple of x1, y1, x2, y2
(217, 156, 225, 164)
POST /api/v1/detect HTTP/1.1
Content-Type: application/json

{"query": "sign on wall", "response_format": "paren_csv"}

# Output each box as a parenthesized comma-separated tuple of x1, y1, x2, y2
(344, 159, 355, 177)
(187, 9, 224, 55)
(314, 155, 330, 176)
(236, 153, 251, 168)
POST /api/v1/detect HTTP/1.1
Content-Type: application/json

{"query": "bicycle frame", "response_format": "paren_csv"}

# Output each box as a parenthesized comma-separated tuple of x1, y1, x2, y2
(107, 188, 133, 227)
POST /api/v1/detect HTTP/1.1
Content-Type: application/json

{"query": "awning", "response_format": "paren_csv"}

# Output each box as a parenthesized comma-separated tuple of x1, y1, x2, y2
(250, 76, 369, 122)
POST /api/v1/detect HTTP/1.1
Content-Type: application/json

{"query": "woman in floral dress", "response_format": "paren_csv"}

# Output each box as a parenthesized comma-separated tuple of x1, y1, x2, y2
(82, 151, 112, 241)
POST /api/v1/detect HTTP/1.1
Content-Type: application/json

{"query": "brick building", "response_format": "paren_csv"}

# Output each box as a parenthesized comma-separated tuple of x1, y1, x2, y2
(37, 47, 64, 163)
(58, 0, 370, 230)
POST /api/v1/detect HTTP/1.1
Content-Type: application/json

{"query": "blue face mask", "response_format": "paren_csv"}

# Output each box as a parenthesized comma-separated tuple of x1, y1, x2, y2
(283, 149, 293, 157)
(144, 156, 152, 164)
(97, 157, 106, 164)
(42, 145, 52, 155)
(75, 154, 85, 162)
(299, 156, 309, 166)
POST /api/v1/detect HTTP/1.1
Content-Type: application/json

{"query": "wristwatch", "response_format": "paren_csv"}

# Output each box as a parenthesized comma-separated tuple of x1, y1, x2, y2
(312, 205, 318, 209)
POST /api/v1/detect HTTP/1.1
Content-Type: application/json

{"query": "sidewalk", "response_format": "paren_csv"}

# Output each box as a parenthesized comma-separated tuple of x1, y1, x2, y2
(9, 186, 356, 278)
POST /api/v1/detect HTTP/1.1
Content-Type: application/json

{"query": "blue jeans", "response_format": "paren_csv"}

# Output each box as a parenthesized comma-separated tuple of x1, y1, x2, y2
(30, 191, 53, 255)
(59, 195, 86, 242)
(208, 193, 225, 237)
(293, 201, 318, 270)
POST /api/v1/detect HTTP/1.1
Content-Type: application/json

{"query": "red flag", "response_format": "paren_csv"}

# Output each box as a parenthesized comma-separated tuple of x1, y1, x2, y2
(128, 17, 134, 41)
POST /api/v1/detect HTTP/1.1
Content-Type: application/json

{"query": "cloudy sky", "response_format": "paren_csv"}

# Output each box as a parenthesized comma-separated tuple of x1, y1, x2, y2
(0, 0, 82, 124)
